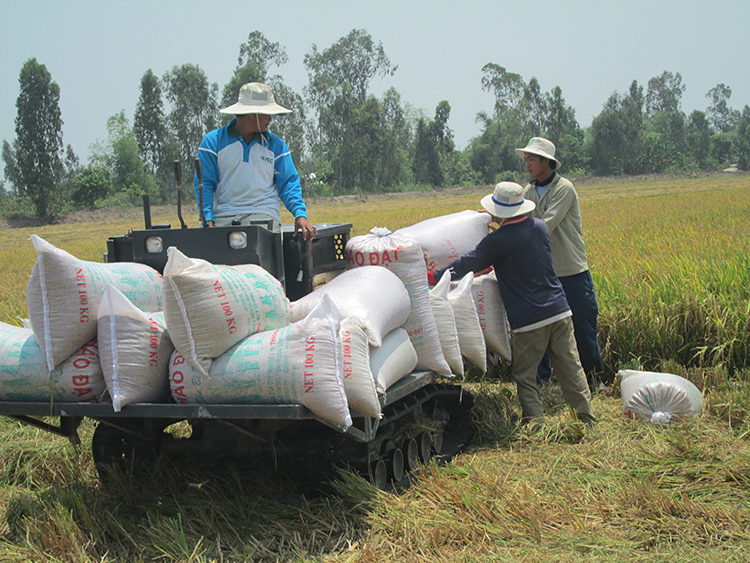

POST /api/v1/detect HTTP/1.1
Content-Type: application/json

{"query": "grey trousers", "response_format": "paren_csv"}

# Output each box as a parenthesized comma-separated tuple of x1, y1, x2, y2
(511, 316, 593, 422)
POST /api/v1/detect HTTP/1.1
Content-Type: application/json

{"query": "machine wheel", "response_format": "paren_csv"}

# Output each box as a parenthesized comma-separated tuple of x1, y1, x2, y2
(389, 448, 405, 482)
(419, 432, 433, 464)
(371, 459, 388, 490)
(406, 438, 420, 471)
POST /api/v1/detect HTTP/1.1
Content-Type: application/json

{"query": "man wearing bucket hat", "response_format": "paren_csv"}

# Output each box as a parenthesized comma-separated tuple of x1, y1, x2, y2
(194, 82, 317, 240)
(429, 182, 594, 425)
(516, 137, 603, 390)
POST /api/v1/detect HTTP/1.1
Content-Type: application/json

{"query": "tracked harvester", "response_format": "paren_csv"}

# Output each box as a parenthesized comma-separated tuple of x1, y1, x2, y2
(0, 162, 473, 491)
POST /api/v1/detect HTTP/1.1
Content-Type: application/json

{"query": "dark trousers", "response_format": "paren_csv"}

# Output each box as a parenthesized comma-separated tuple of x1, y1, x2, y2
(538, 270, 603, 386)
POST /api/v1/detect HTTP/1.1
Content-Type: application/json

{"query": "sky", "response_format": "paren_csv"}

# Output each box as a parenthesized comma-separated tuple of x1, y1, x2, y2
(1, 0, 749, 181)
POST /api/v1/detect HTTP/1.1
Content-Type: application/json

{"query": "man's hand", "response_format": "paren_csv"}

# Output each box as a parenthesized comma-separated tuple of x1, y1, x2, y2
(295, 217, 317, 241)
(207, 220, 215, 227)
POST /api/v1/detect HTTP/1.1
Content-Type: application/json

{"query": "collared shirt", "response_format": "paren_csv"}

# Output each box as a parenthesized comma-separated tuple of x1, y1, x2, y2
(194, 120, 307, 223)
(523, 172, 589, 277)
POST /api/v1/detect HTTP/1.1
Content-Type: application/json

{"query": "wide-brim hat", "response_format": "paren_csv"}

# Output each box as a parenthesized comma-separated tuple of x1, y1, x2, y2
(481, 181, 536, 219)
(515, 137, 561, 169)
(220, 82, 292, 115)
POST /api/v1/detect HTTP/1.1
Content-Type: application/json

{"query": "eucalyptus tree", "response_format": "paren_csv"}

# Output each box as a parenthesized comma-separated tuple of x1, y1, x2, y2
(588, 80, 646, 175)
(646, 71, 686, 116)
(544, 86, 581, 148)
(1, 140, 19, 197)
(304, 29, 398, 191)
(163, 64, 219, 167)
(735, 105, 750, 170)
(706, 83, 740, 134)
(413, 101, 456, 187)
(480, 63, 524, 114)
(13, 58, 64, 221)
(91, 111, 158, 204)
(685, 110, 712, 170)
(135, 71, 170, 168)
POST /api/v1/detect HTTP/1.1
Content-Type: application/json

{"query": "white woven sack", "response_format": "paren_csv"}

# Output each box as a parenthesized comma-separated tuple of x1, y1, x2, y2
(163, 247, 291, 377)
(619, 370, 703, 424)
(26, 235, 163, 371)
(169, 294, 352, 429)
(97, 285, 173, 412)
(340, 317, 381, 418)
(472, 272, 512, 362)
(448, 272, 487, 372)
(396, 210, 491, 270)
(0, 322, 106, 402)
(291, 265, 409, 348)
(346, 228, 450, 375)
(370, 328, 418, 395)
(428, 272, 464, 376)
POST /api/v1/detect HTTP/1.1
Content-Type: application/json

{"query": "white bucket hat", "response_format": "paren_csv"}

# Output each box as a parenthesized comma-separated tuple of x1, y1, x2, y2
(481, 182, 536, 219)
(220, 82, 292, 116)
(515, 137, 561, 169)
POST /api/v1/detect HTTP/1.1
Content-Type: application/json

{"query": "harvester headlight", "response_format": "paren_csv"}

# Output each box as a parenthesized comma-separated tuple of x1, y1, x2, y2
(145, 236, 163, 254)
(229, 231, 247, 249)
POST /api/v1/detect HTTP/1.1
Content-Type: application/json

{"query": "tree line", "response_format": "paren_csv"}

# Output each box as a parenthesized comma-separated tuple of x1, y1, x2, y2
(3, 29, 749, 223)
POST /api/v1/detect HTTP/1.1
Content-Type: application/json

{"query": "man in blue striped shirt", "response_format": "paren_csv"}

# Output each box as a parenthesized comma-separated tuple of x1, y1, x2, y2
(195, 83, 317, 240)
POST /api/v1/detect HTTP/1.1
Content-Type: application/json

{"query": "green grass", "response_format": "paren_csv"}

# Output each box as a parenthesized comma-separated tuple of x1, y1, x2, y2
(0, 174, 749, 561)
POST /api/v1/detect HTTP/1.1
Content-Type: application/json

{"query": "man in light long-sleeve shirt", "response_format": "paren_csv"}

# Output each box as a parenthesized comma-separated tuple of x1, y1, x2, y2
(430, 182, 594, 424)
(517, 137, 603, 389)
(194, 82, 317, 240)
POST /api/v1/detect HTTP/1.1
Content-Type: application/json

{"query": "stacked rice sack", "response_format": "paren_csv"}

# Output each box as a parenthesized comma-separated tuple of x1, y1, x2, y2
(169, 295, 352, 428)
(471, 271, 512, 362)
(428, 272, 463, 376)
(0, 234, 165, 404)
(26, 234, 163, 371)
(97, 285, 173, 411)
(396, 210, 491, 270)
(291, 266, 412, 418)
(346, 228, 451, 376)
(4, 208, 502, 423)
(162, 248, 292, 377)
(0, 322, 106, 402)
(448, 272, 487, 372)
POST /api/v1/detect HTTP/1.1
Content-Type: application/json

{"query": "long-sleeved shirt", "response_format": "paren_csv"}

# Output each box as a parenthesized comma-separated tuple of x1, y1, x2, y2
(432, 216, 570, 332)
(194, 120, 307, 223)
(523, 172, 588, 277)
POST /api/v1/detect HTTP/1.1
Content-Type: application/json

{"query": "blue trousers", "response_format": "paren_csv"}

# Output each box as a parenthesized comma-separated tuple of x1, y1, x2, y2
(538, 270, 603, 385)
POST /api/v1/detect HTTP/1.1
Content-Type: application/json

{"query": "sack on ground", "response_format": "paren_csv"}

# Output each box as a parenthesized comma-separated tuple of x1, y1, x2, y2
(0, 322, 106, 402)
(472, 271, 512, 362)
(98, 284, 173, 412)
(429, 272, 463, 376)
(169, 294, 351, 429)
(346, 228, 450, 375)
(291, 266, 409, 348)
(619, 370, 703, 423)
(396, 210, 491, 270)
(163, 247, 291, 377)
(340, 317, 381, 418)
(26, 234, 163, 371)
(449, 272, 487, 372)
(370, 327, 419, 395)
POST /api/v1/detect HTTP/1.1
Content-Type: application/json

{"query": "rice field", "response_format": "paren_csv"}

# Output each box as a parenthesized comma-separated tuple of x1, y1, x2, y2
(0, 174, 749, 561)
